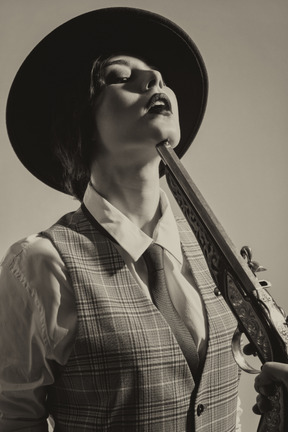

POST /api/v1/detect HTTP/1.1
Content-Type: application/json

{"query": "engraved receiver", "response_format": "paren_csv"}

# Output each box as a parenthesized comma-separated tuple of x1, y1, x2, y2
(157, 140, 288, 432)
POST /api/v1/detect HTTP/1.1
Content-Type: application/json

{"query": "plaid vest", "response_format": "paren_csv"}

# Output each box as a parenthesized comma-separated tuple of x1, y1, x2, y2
(43, 208, 240, 431)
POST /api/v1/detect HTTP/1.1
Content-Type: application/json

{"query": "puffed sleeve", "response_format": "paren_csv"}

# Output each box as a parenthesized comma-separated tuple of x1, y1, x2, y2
(0, 235, 76, 431)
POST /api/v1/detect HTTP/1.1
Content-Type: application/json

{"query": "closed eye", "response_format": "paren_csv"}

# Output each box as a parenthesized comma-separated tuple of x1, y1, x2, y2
(105, 73, 131, 85)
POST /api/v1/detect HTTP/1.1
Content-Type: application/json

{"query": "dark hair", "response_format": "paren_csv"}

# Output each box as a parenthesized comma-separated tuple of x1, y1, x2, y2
(51, 54, 114, 201)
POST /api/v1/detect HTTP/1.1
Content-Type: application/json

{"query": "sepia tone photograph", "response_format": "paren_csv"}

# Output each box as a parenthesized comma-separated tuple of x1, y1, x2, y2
(0, 1, 287, 431)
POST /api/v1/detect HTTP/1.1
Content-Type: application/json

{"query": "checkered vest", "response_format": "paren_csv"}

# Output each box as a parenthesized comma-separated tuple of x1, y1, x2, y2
(43, 208, 240, 431)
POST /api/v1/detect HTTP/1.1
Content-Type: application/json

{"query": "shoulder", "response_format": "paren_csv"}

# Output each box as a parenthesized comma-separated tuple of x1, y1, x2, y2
(0, 232, 74, 327)
(1, 234, 63, 273)
(44, 206, 100, 241)
(0, 234, 70, 308)
(0, 234, 76, 364)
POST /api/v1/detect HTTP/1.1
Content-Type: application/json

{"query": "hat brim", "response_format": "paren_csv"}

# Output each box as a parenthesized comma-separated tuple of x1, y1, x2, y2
(6, 7, 208, 193)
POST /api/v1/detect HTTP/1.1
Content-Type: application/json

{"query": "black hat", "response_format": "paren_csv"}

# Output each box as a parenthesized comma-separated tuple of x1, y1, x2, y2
(6, 7, 208, 193)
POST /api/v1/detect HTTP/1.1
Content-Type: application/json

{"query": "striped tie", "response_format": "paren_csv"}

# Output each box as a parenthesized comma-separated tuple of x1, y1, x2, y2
(143, 243, 199, 377)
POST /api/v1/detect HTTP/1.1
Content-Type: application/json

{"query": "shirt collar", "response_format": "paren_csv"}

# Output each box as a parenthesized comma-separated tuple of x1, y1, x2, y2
(83, 182, 182, 264)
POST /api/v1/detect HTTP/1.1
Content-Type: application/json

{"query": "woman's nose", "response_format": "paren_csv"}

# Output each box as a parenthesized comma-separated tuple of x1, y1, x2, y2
(144, 69, 164, 90)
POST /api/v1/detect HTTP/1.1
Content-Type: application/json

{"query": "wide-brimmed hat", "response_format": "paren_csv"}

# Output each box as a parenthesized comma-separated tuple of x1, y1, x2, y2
(6, 7, 208, 193)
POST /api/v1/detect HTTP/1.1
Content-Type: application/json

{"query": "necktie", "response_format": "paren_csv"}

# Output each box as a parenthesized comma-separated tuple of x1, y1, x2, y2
(143, 243, 199, 377)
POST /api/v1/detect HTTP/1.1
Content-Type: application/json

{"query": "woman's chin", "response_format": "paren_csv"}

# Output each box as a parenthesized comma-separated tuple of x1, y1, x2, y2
(158, 133, 181, 149)
(148, 127, 181, 149)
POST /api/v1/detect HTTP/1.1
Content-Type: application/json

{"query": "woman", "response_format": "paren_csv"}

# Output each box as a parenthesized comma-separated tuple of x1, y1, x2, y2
(0, 8, 241, 431)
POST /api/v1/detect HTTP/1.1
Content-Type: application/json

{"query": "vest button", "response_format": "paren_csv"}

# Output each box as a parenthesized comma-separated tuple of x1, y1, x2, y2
(214, 287, 221, 296)
(197, 404, 205, 416)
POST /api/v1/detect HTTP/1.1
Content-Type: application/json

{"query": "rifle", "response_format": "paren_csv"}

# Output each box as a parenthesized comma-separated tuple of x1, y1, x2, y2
(157, 140, 288, 432)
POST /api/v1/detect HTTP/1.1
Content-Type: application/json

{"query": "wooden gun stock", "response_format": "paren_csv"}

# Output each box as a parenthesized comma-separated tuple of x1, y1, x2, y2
(157, 141, 288, 432)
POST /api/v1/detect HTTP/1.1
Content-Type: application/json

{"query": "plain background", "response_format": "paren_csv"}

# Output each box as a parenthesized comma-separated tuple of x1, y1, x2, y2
(1, 1, 287, 430)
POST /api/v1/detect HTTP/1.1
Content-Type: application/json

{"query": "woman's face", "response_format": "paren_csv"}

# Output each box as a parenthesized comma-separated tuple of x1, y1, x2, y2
(92, 55, 181, 163)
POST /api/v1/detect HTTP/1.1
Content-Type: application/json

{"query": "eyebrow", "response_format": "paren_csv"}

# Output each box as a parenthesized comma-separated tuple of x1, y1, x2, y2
(103, 59, 159, 71)
(104, 59, 130, 68)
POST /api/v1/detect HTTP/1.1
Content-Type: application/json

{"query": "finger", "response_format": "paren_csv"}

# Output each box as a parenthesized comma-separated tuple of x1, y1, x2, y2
(261, 362, 288, 389)
(254, 374, 261, 392)
(252, 403, 261, 415)
(258, 384, 277, 396)
(243, 343, 258, 356)
(255, 364, 279, 391)
(254, 374, 277, 395)
(254, 394, 273, 414)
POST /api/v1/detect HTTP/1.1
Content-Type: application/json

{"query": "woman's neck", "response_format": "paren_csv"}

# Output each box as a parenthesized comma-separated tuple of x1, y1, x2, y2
(90, 158, 161, 237)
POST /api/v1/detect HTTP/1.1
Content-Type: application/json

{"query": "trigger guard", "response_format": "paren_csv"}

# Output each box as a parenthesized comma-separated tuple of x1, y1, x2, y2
(232, 327, 261, 374)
